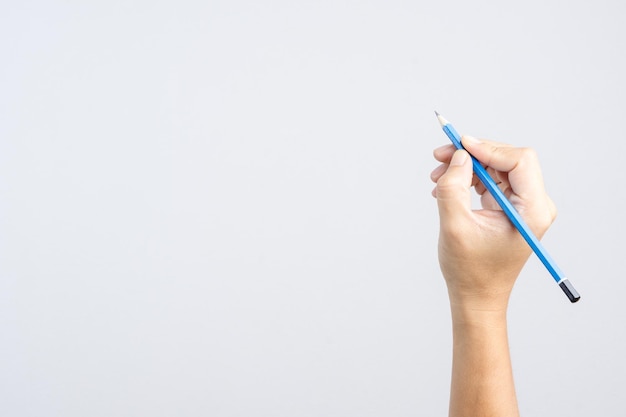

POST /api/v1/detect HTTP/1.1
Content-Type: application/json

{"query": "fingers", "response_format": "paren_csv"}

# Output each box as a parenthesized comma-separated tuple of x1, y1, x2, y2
(431, 145, 480, 192)
(456, 136, 557, 235)
(435, 138, 512, 164)
(435, 150, 473, 224)
(431, 137, 557, 240)
(460, 136, 547, 201)
(464, 137, 513, 148)
(431, 163, 481, 195)
(433, 144, 456, 163)
(430, 163, 448, 183)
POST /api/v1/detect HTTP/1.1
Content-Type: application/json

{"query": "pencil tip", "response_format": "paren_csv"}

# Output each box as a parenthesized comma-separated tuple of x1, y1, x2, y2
(435, 111, 448, 127)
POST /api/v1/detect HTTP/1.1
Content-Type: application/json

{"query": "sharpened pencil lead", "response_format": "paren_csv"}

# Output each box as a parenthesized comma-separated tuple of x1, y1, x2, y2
(435, 112, 448, 128)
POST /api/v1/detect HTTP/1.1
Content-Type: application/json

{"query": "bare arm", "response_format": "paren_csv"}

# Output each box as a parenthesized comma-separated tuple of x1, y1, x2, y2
(431, 137, 556, 417)
(448, 301, 517, 417)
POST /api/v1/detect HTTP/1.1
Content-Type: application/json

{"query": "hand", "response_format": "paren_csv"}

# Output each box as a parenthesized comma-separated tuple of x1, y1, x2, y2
(430, 137, 557, 310)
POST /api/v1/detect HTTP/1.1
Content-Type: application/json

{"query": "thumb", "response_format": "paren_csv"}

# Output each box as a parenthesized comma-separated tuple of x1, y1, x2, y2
(435, 149, 473, 223)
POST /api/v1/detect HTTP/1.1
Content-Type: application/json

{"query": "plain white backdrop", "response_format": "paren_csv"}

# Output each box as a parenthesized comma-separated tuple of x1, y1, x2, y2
(2, 1, 625, 416)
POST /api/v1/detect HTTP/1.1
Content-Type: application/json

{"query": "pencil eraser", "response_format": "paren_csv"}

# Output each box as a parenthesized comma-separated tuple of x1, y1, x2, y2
(559, 279, 581, 303)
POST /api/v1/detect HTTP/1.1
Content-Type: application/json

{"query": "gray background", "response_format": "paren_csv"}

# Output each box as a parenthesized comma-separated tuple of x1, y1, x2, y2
(1, 0, 625, 416)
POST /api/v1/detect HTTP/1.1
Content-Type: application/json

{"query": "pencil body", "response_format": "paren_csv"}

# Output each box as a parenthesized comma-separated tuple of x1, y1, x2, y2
(437, 114, 580, 303)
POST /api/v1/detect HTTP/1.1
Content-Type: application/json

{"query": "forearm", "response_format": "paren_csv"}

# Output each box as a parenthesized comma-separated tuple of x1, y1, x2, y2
(448, 304, 519, 417)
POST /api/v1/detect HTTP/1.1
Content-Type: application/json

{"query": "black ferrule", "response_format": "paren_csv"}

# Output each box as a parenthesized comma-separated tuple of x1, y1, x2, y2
(559, 280, 581, 303)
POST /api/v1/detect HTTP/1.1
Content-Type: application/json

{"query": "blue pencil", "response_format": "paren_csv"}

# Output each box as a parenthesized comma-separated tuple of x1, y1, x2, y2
(435, 112, 580, 303)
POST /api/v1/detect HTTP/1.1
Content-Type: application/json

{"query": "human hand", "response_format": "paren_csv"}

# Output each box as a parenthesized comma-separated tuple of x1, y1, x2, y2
(430, 137, 557, 310)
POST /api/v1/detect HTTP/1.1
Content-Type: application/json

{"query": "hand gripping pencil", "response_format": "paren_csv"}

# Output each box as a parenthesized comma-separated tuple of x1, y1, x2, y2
(435, 112, 580, 303)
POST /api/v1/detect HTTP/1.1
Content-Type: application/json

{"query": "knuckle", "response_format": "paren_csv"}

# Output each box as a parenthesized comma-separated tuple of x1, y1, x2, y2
(436, 176, 464, 193)
(548, 199, 558, 222)
(519, 147, 538, 162)
(530, 199, 558, 234)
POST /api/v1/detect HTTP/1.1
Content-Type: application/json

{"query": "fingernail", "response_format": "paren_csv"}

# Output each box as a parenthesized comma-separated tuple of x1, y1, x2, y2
(463, 135, 481, 145)
(450, 150, 468, 166)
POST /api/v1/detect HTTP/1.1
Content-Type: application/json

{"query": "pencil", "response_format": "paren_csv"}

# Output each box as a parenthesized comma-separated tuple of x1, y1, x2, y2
(435, 111, 580, 303)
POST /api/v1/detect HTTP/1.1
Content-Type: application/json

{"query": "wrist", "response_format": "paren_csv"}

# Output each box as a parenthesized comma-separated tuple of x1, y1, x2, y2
(449, 301, 509, 330)
(444, 269, 518, 313)
(447, 287, 512, 325)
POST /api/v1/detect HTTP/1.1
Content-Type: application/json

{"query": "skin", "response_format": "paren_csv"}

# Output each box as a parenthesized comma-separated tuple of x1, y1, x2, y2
(430, 136, 557, 417)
